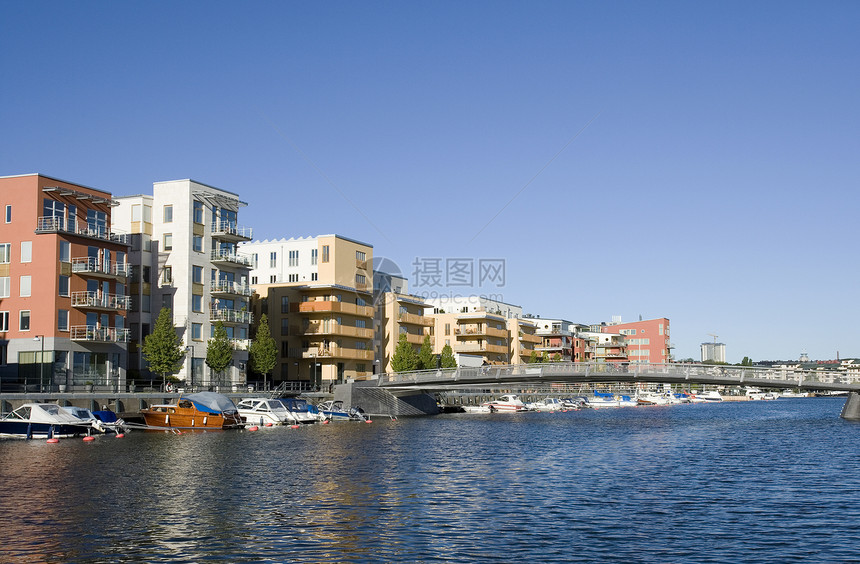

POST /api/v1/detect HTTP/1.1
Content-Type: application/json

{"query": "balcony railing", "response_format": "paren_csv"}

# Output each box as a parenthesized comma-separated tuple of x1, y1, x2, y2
(455, 343, 509, 355)
(70, 325, 130, 343)
(211, 221, 253, 241)
(210, 308, 253, 325)
(36, 216, 130, 245)
(297, 323, 374, 339)
(210, 280, 253, 297)
(71, 291, 130, 311)
(302, 346, 374, 361)
(291, 301, 374, 318)
(398, 312, 435, 326)
(210, 250, 256, 268)
(71, 257, 130, 278)
(455, 325, 508, 338)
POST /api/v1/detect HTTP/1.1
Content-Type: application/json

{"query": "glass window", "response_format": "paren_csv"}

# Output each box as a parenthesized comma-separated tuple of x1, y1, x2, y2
(131, 204, 141, 222)
(192, 323, 202, 340)
(269, 251, 277, 268)
(163, 205, 173, 223)
(192, 294, 202, 312)
(281, 296, 289, 314)
(311, 248, 318, 265)
(163, 233, 173, 251)
(0, 243, 10, 263)
(58, 309, 69, 331)
(281, 318, 289, 336)
(59, 241, 70, 262)
(0, 277, 9, 298)
(4, 205, 10, 223)
(59, 275, 69, 297)
(322, 245, 329, 263)
(192, 265, 203, 284)
(193, 201, 204, 224)
(163, 267, 172, 285)
(20, 275, 31, 297)
(0, 311, 8, 331)
(19, 310, 30, 331)
(193, 236, 203, 252)
(356, 250, 366, 261)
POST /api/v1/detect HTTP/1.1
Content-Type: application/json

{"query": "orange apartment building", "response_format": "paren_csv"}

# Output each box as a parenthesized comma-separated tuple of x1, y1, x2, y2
(0, 174, 129, 392)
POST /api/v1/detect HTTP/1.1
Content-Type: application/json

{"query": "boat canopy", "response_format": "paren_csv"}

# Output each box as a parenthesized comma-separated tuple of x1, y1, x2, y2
(594, 392, 614, 398)
(185, 392, 237, 414)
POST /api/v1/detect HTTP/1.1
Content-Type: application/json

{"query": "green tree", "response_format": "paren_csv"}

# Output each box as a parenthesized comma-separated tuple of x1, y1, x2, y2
(551, 352, 562, 362)
(391, 333, 419, 372)
(440, 343, 457, 369)
(206, 321, 234, 387)
(540, 351, 550, 363)
(141, 308, 184, 390)
(528, 350, 540, 364)
(739, 356, 754, 367)
(417, 335, 436, 370)
(249, 314, 277, 390)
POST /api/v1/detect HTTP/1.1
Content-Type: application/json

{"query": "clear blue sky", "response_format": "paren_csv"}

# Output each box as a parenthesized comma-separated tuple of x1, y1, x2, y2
(2, 1, 858, 363)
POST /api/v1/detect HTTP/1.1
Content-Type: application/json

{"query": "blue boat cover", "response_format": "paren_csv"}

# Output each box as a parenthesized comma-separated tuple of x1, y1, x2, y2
(594, 392, 614, 398)
(92, 410, 119, 423)
(186, 392, 237, 414)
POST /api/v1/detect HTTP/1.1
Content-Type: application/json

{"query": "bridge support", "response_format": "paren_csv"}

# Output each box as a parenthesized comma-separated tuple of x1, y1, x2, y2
(840, 392, 860, 420)
(335, 381, 439, 417)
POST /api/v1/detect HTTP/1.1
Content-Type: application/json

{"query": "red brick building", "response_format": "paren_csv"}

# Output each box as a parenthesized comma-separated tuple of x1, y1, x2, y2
(602, 317, 672, 365)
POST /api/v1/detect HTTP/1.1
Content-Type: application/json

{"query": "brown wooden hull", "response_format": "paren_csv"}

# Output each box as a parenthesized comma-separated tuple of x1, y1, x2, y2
(140, 406, 244, 430)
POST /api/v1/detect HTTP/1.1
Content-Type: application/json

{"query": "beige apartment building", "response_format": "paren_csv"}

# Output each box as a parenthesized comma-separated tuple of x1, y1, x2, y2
(430, 310, 511, 365)
(377, 291, 434, 373)
(508, 317, 540, 364)
(245, 234, 374, 388)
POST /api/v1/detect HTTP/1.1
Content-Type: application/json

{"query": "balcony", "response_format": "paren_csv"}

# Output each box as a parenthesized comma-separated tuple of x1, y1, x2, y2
(302, 346, 374, 361)
(210, 250, 255, 268)
(398, 312, 435, 326)
(291, 301, 374, 318)
(402, 332, 425, 345)
(297, 322, 374, 339)
(36, 216, 130, 245)
(356, 258, 368, 270)
(71, 257, 129, 280)
(231, 339, 251, 351)
(519, 332, 542, 344)
(455, 342, 509, 355)
(210, 280, 253, 297)
(211, 221, 253, 243)
(210, 308, 253, 325)
(70, 325, 130, 343)
(71, 291, 130, 311)
(455, 325, 508, 338)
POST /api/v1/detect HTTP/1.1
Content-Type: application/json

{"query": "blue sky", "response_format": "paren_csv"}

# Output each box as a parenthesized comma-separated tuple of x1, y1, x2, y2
(2, 1, 858, 362)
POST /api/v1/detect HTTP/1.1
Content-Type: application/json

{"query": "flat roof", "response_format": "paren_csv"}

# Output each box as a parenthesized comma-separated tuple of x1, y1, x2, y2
(0, 173, 112, 196)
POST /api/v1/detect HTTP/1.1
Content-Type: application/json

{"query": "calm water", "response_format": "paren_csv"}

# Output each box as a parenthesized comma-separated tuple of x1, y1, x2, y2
(1, 398, 859, 563)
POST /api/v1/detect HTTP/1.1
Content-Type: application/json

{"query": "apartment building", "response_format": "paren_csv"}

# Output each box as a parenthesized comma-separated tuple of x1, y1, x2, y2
(531, 318, 578, 362)
(508, 317, 540, 364)
(245, 235, 374, 387)
(430, 310, 511, 365)
(600, 317, 672, 364)
(701, 341, 726, 363)
(425, 295, 523, 319)
(114, 179, 254, 388)
(0, 174, 130, 392)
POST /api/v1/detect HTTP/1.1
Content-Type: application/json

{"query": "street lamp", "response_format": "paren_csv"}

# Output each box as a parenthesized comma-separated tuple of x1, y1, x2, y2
(33, 335, 44, 392)
(309, 352, 318, 390)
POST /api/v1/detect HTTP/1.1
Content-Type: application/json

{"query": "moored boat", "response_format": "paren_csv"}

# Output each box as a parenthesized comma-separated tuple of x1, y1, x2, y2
(482, 394, 529, 412)
(140, 392, 244, 430)
(585, 392, 621, 409)
(60, 405, 127, 434)
(317, 400, 366, 421)
(279, 397, 324, 423)
(0, 403, 101, 439)
(236, 398, 292, 426)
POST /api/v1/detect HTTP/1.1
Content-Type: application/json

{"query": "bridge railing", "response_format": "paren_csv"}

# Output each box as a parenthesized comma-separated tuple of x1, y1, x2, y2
(378, 362, 860, 389)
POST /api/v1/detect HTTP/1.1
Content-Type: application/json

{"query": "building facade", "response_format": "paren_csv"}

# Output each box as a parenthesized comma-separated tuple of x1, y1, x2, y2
(114, 179, 253, 388)
(600, 317, 672, 364)
(0, 174, 129, 392)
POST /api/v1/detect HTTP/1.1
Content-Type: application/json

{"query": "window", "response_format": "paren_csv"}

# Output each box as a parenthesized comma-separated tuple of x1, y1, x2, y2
(163, 205, 173, 223)
(20, 275, 31, 297)
(0, 311, 8, 331)
(281, 318, 289, 336)
(193, 201, 204, 224)
(0, 277, 11, 298)
(311, 249, 318, 265)
(311, 273, 318, 281)
(132, 204, 141, 222)
(163, 233, 173, 251)
(251, 276, 258, 285)
(59, 275, 69, 297)
(281, 341, 289, 357)
(19, 241, 31, 263)
(356, 250, 366, 262)
(193, 236, 203, 252)
(356, 274, 366, 286)
(0, 243, 10, 263)
(58, 309, 69, 331)
(192, 323, 202, 340)
(142, 294, 151, 313)
(192, 294, 203, 312)
(281, 296, 290, 314)
(271, 275, 278, 283)
(4, 205, 10, 223)
(269, 251, 277, 268)
(445, 323, 451, 336)
(289, 250, 298, 267)
(87, 209, 107, 236)
(322, 245, 329, 263)
(19, 310, 30, 331)
(192, 265, 203, 284)
(356, 296, 367, 307)
(59, 241, 70, 263)
(163, 267, 173, 285)
(288, 274, 298, 282)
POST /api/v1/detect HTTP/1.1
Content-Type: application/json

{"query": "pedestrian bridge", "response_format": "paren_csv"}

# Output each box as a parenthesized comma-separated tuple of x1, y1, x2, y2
(376, 362, 860, 393)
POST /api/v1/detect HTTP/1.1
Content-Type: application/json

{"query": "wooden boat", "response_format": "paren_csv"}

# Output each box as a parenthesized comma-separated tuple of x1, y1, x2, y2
(140, 392, 244, 430)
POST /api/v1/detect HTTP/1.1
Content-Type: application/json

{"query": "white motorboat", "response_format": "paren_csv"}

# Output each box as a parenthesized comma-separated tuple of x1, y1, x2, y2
(278, 397, 324, 423)
(528, 398, 567, 411)
(693, 390, 723, 402)
(0, 403, 102, 439)
(236, 398, 293, 426)
(59, 406, 127, 434)
(585, 392, 620, 408)
(482, 394, 529, 412)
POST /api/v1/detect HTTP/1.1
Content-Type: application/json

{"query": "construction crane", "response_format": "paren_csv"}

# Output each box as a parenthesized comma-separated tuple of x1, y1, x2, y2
(707, 333, 718, 343)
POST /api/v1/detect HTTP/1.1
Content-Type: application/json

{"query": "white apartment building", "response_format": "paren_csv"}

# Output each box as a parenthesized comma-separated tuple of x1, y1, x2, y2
(701, 342, 727, 363)
(424, 295, 523, 319)
(114, 179, 254, 388)
(240, 236, 325, 285)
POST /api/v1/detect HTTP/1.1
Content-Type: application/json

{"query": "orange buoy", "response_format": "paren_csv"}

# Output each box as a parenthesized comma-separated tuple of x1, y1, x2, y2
(265, 423, 273, 427)
(248, 425, 259, 431)
(83, 436, 95, 442)
(115, 433, 125, 438)
(322, 420, 330, 425)
(290, 424, 300, 429)
(46, 438, 60, 444)
(365, 420, 373, 424)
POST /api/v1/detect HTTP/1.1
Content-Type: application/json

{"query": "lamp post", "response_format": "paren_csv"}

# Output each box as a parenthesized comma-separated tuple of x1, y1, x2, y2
(309, 352, 317, 391)
(33, 335, 44, 392)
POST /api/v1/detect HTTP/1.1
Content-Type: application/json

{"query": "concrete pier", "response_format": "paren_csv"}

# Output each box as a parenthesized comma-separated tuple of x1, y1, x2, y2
(840, 392, 860, 420)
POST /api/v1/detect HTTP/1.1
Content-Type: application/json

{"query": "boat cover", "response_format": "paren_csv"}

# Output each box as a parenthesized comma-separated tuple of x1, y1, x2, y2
(185, 392, 237, 414)
(594, 392, 614, 398)
(92, 410, 119, 423)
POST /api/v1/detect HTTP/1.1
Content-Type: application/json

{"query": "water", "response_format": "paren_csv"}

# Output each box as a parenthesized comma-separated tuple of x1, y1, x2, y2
(1, 398, 859, 563)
